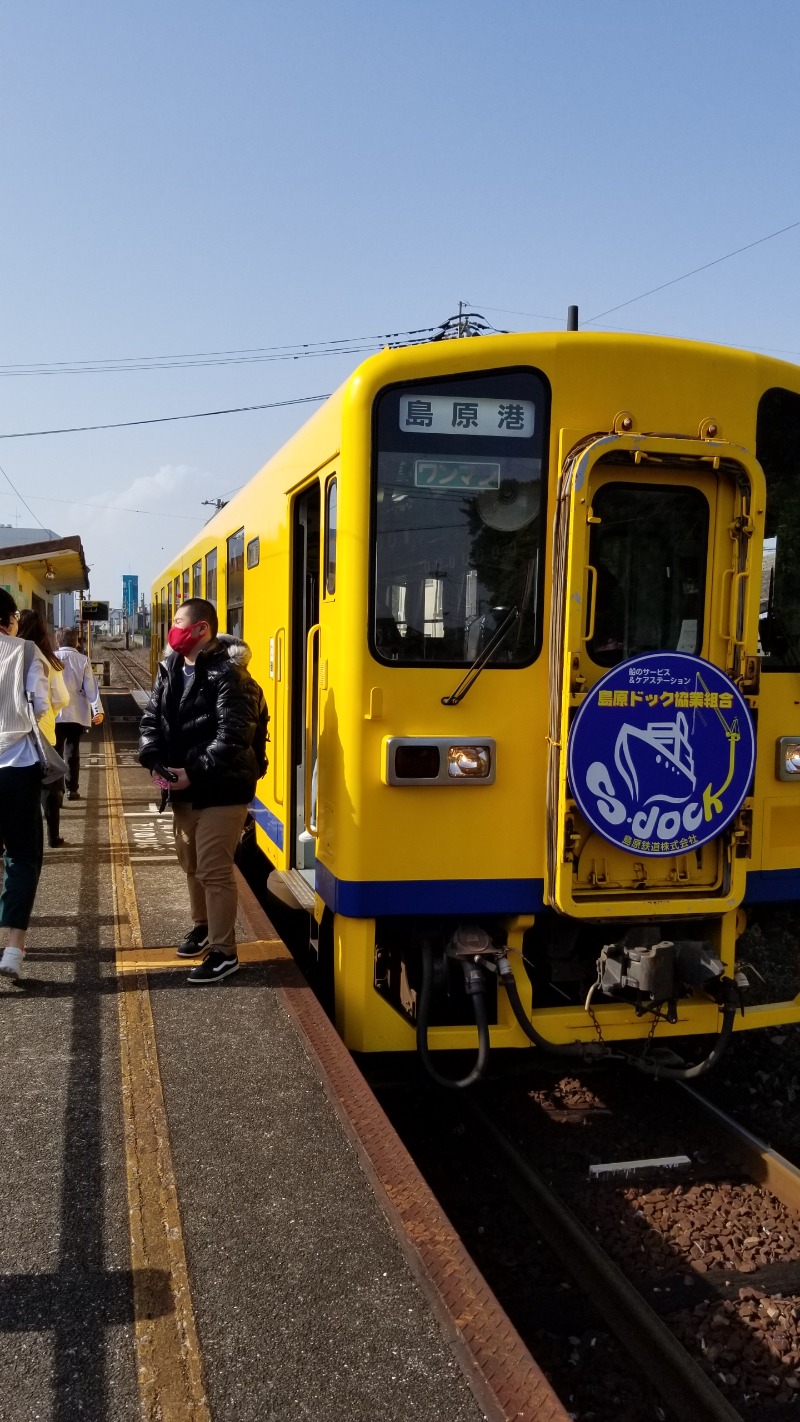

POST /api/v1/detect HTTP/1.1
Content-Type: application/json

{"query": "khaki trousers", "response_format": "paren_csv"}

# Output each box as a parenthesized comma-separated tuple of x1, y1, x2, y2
(172, 802, 249, 949)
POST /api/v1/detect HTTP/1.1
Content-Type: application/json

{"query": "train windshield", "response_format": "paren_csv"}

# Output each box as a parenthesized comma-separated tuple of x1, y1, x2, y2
(372, 368, 548, 666)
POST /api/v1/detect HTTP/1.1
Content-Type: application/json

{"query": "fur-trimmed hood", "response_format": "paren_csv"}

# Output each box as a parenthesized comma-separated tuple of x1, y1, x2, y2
(161, 633, 252, 670)
(214, 634, 252, 668)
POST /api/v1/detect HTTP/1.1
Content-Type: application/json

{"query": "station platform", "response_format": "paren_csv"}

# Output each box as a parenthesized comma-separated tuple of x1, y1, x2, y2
(0, 690, 566, 1422)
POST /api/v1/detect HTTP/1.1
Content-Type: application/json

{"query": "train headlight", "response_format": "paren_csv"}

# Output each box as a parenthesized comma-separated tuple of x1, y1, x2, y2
(777, 737, 800, 781)
(447, 744, 492, 779)
(383, 736, 496, 786)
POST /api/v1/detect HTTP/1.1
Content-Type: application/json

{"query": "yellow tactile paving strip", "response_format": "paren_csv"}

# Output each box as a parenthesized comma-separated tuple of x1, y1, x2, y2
(117, 939, 290, 974)
(104, 717, 211, 1422)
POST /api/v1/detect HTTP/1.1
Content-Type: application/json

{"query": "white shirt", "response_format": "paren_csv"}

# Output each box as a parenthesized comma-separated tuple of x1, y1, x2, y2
(0, 636, 51, 770)
(55, 646, 101, 727)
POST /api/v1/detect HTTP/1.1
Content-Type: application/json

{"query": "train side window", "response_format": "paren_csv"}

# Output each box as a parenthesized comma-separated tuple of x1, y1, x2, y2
(325, 477, 337, 596)
(587, 483, 708, 666)
(205, 548, 218, 607)
(227, 528, 244, 638)
(182, 569, 189, 603)
(167, 582, 173, 630)
(192, 560, 202, 597)
(160, 586, 166, 647)
(756, 387, 800, 671)
(174, 574, 181, 611)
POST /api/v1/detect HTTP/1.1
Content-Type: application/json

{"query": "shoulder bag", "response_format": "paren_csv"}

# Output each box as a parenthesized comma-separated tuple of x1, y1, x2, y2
(22, 640, 69, 785)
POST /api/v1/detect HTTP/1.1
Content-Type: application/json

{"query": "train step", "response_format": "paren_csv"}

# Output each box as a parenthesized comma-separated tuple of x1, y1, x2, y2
(267, 868, 316, 913)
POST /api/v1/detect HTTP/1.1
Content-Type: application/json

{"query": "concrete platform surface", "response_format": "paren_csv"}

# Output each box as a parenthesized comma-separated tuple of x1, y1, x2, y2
(0, 698, 490, 1421)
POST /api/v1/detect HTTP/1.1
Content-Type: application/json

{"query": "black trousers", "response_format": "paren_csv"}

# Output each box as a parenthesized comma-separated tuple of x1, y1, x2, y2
(55, 722, 85, 793)
(41, 777, 65, 845)
(0, 764, 44, 930)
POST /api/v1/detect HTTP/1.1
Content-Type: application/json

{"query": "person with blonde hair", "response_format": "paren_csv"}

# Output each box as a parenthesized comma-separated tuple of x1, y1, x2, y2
(0, 591, 51, 981)
(17, 610, 70, 847)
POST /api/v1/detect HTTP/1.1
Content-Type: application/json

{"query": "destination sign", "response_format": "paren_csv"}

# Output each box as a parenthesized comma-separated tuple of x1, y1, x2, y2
(399, 394, 535, 439)
(414, 459, 501, 490)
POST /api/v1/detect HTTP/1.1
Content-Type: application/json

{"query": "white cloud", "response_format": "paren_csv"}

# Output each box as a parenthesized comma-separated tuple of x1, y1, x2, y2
(78, 464, 210, 602)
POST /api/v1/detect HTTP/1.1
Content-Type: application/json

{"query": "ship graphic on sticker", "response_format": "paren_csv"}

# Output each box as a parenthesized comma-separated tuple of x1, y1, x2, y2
(614, 712, 695, 806)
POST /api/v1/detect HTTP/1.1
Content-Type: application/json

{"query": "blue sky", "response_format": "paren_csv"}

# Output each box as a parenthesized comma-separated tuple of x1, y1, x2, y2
(1, 0, 799, 603)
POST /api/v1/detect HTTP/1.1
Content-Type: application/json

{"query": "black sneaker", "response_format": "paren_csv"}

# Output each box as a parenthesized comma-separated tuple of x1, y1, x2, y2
(176, 924, 210, 958)
(187, 949, 239, 984)
(67, 791, 81, 801)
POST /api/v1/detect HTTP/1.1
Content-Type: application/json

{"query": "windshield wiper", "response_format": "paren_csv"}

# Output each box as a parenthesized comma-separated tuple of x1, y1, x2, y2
(441, 606, 520, 706)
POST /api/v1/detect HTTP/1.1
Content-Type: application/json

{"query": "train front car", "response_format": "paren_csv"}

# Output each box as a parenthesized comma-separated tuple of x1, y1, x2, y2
(321, 334, 800, 1083)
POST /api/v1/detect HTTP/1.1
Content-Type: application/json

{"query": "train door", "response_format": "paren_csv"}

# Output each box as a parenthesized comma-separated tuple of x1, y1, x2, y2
(548, 430, 764, 917)
(291, 485, 320, 878)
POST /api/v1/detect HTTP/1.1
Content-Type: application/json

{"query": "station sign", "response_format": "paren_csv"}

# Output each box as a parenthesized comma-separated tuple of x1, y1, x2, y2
(567, 652, 755, 857)
(80, 600, 110, 622)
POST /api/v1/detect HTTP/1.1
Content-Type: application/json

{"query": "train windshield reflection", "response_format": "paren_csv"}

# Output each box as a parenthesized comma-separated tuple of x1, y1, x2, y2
(372, 370, 547, 667)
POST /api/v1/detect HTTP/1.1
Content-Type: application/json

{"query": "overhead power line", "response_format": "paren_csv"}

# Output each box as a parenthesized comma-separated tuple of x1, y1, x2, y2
(0, 325, 440, 378)
(0, 393, 331, 441)
(0, 463, 49, 530)
(0, 488, 207, 520)
(583, 219, 800, 324)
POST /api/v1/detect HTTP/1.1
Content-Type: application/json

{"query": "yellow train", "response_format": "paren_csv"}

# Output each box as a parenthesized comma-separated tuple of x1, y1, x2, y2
(151, 329, 800, 1084)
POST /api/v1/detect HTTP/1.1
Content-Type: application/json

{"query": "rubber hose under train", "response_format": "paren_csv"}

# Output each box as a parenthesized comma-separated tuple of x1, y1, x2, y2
(498, 952, 737, 1079)
(416, 940, 491, 1089)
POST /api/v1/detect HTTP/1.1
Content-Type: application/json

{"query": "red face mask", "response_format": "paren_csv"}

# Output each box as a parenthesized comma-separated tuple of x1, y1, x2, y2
(167, 621, 206, 655)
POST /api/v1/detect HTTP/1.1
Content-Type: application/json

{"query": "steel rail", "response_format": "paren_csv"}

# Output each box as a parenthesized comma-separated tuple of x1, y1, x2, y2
(104, 646, 153, 693)
(681, 1083, 800, 1215)
(470, 1102, 744, 1422)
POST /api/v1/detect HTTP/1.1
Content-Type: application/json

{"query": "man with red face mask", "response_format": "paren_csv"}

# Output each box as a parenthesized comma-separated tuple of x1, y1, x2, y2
(138, 597, 268, 982)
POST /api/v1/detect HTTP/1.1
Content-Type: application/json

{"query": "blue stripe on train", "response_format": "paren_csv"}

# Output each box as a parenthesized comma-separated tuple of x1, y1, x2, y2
(249, 798, 284, 852)
(743, 869, 800, 904)
(314, 865, 800, 917)
(314, 860, 547, 917)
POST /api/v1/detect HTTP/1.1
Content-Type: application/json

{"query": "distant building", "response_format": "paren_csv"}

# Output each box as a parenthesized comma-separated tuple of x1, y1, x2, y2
(0, 524, 61, 546)
(122, 574, 139, 619)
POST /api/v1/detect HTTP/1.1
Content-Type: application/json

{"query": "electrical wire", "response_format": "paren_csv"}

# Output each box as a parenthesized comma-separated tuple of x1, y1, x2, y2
(0, 463, 49, 530)
(583, 219, 800, 324)
(0, 490, 206, 520)
(470, 218, 800, 334)
(0, 393, 331, 441)
(0, 325, 440, 378)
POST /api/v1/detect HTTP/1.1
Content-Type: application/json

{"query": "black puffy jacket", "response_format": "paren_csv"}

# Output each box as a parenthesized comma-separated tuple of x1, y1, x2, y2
(138, 635, 269, 808)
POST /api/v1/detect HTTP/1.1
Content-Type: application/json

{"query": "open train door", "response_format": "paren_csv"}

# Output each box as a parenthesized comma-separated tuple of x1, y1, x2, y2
(291, 484, 320, 882)
(546, 423, 765, 921)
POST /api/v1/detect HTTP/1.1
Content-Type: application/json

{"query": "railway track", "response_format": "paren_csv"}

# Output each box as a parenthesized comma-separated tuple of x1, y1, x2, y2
(100, 644, 153, 693)
(376, 1070, 800, 1421)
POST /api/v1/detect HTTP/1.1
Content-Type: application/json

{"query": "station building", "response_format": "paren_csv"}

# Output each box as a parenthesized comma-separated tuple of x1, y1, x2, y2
(0, 527, 91, 627)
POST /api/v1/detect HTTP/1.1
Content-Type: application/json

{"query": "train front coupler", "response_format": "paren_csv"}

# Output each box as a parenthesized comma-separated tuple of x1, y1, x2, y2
(592, 929, 739, 1079)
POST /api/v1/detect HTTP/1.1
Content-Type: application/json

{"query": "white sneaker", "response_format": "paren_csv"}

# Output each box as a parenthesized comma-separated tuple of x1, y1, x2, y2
(0, 946, 24, 981)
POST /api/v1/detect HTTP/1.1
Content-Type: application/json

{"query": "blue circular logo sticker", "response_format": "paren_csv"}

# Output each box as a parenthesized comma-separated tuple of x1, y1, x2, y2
(568, 653, 755, 857)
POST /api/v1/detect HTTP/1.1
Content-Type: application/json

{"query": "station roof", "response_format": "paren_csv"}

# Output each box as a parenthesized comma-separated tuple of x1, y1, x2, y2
(0, 534, 90, 594)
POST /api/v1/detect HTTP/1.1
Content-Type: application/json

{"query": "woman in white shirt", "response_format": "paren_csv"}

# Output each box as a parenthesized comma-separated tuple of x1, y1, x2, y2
(18, 609, 71, 848)
(55, 626, 103, 800)
(0, 590, 51, 982)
